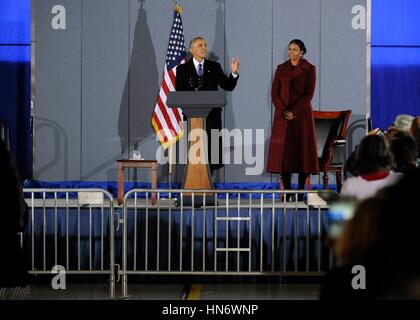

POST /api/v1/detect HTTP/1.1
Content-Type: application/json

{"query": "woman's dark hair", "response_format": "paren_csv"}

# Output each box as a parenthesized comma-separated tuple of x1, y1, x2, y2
(389, 132, 417, 167)
(354, 135, 393, 175)
(289, 39, 307, 55)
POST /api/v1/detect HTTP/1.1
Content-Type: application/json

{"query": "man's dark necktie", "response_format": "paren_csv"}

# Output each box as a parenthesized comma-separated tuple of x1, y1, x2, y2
(198, 63, 203, 77)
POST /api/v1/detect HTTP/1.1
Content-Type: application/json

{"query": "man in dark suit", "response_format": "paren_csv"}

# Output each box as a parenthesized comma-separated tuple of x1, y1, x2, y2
(176, 36, 240, 171)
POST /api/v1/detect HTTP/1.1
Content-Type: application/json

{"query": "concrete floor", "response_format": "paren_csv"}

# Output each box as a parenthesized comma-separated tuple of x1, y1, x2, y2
(29, 283, 321, 300)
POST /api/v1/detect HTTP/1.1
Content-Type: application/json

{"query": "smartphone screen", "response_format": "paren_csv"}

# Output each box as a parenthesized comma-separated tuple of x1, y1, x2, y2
(327, 200, 356, 239)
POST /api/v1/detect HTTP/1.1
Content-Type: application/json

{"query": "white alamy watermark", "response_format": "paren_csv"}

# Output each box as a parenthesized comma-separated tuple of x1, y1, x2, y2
(51, 265, 66, 290)
(351, 265, 366, 290)
(51, 5, 66, 30)
(156, 128, 265, 176)
(351, 4, 366, 30)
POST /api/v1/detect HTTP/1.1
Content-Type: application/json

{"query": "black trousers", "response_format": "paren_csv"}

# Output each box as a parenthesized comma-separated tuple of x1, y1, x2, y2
(281, 173, 308, 190)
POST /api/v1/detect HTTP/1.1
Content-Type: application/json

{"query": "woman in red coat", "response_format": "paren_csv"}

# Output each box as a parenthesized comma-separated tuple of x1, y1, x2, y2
(267, 39, 319, 198)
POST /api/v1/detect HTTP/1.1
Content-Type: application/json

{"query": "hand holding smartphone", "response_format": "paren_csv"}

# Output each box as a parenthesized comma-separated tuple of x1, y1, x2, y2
(327, 198, 357, 239)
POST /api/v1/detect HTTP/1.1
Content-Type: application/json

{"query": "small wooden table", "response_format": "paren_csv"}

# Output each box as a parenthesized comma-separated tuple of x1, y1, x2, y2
(117, 160, 157, 206)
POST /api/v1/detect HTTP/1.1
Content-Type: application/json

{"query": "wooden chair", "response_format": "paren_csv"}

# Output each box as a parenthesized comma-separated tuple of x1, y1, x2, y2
(313, 110, 352, 192)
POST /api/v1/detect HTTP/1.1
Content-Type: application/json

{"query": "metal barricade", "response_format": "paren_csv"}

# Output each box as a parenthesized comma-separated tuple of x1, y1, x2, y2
(121, 189, 335, 298)
(23, 188, 116, 298)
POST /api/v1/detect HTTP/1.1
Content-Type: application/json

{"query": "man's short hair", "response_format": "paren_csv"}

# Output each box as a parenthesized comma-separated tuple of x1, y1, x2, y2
(189, 36, 204, 49)
(393, 114, 414, 132)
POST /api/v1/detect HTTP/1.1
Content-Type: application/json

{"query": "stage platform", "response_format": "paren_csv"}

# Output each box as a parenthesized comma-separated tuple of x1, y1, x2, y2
(24, 197, 328, 210)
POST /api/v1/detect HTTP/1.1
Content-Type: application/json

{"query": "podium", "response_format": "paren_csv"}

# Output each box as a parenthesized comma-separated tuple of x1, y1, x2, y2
(167, 91, 226, 206)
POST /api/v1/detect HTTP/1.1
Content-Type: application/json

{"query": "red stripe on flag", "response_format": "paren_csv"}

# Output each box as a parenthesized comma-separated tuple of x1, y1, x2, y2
(152, 112, 168, 143)
(172, 108, 181, 125)
(162, 75, 182, 123)
(164, 75, 182, 123)
(168, 69, 176, 86)
(161, 79, 170, 96)
(157, 96, 177, 136)
(172, 106, 182, 123)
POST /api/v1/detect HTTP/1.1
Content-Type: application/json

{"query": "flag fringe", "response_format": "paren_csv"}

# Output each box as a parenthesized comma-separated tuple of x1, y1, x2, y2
(152, 118, 184, 149)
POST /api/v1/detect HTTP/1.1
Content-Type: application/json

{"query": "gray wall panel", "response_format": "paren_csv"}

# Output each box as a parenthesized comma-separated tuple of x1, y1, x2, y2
(320, 0, 367, 176)
(181, 0, 225, 66)
(273, 0, 321, 110)
(81, 0, 130, 181)
(320, 0, 366, 115)
(34, 0, 81, 181)
(128, 0, 171, 182)
(224, 0, 273, 182)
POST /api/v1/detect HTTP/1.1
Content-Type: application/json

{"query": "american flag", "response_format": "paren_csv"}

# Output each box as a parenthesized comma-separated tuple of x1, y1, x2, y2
(152, 6, 186, 149)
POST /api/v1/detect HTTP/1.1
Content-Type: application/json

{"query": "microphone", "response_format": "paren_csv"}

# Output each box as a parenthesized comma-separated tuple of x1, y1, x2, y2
(189, 76, 203, 92)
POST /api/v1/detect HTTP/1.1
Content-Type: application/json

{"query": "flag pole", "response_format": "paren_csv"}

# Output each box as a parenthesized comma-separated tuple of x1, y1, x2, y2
(175, 1, 182, 14)
(152, 1, 185, 190)
(170, 0, 180, 190)
(168, 145, 173, 189)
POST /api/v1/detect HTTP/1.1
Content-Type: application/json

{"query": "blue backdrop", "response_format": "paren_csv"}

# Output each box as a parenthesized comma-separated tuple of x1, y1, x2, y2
(0, 0, 31, 178)
(371, 0, 420, 130)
